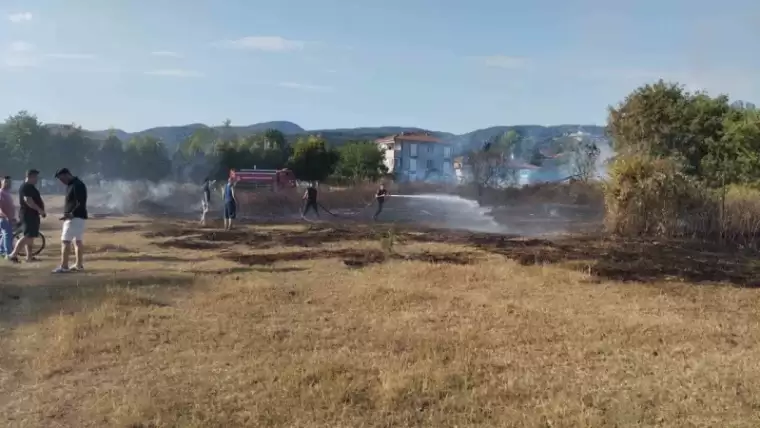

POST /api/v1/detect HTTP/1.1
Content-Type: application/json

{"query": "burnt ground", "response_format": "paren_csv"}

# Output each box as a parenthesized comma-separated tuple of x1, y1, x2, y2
(108, 218, 760, 288)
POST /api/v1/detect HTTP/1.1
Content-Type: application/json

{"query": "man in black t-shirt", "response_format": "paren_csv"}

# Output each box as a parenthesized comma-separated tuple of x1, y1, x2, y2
(302, 184, 319, 219)
(373, 183, 389, 221)
(53, 168, 88, 273)
(8, 169, 46, 263)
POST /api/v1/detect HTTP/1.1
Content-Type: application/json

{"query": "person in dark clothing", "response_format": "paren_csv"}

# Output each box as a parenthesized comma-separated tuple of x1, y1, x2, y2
(8, 169, 46, 263)
(52, 168, 88, 273)
(302, 184, 319, 219)
(223, 176, 237, 230)
(373, 183, 390, 221)
(200, 177, 212, 226)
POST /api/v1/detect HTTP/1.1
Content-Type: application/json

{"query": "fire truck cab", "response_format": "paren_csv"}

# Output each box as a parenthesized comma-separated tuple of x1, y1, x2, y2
(229, 168, 297, 191)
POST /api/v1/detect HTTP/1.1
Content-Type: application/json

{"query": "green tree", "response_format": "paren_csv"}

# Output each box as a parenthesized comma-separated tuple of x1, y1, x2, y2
(334, 140, 388, 182)
(124, 136, 171, 182)
(607, 80, 731, 179)
(288, 135, 339, 183)
(94, 133, 126, 179)
(1, 111, 50, 176)
(263, 129, 286, 151)
(608, 79, 760, 186)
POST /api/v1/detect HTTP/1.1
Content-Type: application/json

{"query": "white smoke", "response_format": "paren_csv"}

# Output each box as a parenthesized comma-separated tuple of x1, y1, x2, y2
(89, 179, 203, 215)
(594, 140, 615, 179)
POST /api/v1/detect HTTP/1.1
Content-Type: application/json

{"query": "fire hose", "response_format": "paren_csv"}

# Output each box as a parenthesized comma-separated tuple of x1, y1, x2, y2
(300, 199, 376, 218)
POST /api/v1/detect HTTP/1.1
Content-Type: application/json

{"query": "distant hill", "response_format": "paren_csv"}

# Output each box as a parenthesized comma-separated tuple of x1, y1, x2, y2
(80, 121, 306, 150)
(46, 120, 607, 154)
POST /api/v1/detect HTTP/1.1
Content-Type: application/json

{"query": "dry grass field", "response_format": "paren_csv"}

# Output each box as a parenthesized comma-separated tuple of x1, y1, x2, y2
(2, 211, 760, 427)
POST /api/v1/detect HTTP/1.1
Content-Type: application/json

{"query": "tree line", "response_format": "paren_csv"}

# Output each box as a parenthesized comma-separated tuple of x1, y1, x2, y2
(0, 112, 388, 184)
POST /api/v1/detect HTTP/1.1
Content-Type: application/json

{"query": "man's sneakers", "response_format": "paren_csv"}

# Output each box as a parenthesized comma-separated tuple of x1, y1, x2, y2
(52, 265, 83, 274)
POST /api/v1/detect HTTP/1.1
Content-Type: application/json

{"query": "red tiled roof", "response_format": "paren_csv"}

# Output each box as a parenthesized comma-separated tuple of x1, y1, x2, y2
(375, 131, 442, 144)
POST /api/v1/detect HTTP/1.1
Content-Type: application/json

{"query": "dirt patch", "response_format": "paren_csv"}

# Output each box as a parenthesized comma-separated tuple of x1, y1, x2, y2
(401, 250, 477, 265)
(222, 248, 479, 269)
(91, 244, 135, 253)
(143, 227, 198, 239)
(469, 235, 760, 286)
(155, 239, 226, 251)
(199, 230, 258, 242)
(96, 224, 142, 233)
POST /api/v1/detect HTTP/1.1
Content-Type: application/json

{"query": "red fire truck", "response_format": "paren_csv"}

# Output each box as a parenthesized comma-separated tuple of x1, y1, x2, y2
(229, 168, 297, 191)
(228, 168, 298, 217)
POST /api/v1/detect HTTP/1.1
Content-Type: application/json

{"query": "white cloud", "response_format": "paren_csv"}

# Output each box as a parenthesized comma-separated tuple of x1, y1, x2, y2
(217, 36, 306, 52)
(144, 69, 204, 78)
(7, 12, 32, 23)
(481, 55, 530, 69)
(45, 53, 96, 59)
(2, 55, 39, 68)
(151, 51, 182, 58)
(278, 81, 332, 92)
(8, 41, 34, 53)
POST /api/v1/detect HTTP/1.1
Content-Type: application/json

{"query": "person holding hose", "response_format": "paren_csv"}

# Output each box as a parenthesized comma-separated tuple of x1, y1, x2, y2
(373, 183, 389, 221)
(302, 183, 319, 220)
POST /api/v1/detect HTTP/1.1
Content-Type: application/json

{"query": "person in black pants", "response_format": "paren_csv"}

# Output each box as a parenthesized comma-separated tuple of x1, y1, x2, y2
(373, 183, 389, 221)
(8, 169, 46, 263)
(302, 184, 319, 219)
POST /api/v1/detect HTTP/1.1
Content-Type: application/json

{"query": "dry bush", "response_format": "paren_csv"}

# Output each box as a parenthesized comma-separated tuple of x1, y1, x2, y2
(603, 154, 760, 246)
(719, 186, 760, 246)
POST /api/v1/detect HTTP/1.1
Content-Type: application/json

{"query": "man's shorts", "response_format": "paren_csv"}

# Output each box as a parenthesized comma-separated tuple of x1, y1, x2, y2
(61, 217, 86, 242)
(224, 201, 237, 220)
(20, 215, 40, 238)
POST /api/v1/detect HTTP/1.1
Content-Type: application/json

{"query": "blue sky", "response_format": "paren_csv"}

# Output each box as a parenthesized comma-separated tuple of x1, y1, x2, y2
(0, 0, 758, 134)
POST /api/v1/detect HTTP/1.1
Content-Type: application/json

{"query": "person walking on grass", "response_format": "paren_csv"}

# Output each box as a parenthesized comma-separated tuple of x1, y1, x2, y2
(302, 183, 319, 220)
(223, 176, 237, 230)
(0, 176, 16, 258)
(7, 169, 45, 263)
(52, 168, 87, 273)
(373, 183, 389, 221)
(200, 177, 212, 226)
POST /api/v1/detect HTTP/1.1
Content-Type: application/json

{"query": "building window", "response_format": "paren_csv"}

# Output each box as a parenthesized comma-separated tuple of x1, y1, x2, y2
(443, 161, 451, 171)
(410, 143, 417, 157)
(426, 159, 433, 169)
(395, 157, 402, 169)
(394, 143, 401, 151)
(427, 145, 433, 153)
(409, 158, 417, 172)
(443, 146, 451, 158)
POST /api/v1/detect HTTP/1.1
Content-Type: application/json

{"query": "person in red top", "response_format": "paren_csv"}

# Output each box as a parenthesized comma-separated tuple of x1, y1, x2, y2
(0, 176, 16, 257)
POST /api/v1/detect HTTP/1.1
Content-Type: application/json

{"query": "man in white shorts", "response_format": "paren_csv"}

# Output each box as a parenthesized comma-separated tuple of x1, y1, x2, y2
(53, 168, 88, 273)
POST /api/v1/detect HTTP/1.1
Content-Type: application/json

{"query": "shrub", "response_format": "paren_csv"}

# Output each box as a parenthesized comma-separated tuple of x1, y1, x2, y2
(603, 153, 760, 246)
(603, 154, 712, 236)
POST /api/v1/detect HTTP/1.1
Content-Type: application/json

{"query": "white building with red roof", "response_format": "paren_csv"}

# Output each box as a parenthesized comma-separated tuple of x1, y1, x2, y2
(374, 131, 454, 182)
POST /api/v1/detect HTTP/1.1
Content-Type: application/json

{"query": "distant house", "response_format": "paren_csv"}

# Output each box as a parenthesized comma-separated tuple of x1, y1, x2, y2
(453, 153, 540, 187)
(375, 132, 454, 182)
